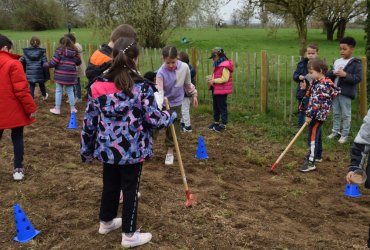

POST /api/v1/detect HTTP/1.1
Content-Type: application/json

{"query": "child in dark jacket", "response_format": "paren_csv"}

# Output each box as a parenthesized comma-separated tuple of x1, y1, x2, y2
(293, 43, 319, 127)
(20, 36, 50, 100)
(44, 35, 81, 114)
(80, 37, 176, 248)
(300, 59, 340, 172)
(85, 24, 137, 90)
(326, 37, 362, 144)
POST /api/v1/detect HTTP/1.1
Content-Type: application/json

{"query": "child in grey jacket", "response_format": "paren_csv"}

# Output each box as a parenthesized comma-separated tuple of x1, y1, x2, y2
(346, 109, 370, 188)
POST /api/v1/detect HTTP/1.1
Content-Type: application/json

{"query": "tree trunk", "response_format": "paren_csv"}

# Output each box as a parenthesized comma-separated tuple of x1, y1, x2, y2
(296, 19, 307, 57)
(326, 22, 335, 41)
(336, 19, 347, 41)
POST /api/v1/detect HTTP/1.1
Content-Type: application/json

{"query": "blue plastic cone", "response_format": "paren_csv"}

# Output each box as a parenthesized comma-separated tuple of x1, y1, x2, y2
(67, 112, 78, 129)
(344, 183, 362, 198)
(196, 135, 208, 159)
(13, 203, 40, 243)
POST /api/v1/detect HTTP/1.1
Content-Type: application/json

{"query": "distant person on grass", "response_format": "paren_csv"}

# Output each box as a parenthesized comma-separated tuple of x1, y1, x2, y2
(299, 59, 340, 173)
(80, 37, 176, 248)
(178, 51, 196, 132)
(207, 47, 234, 132)
(0, 34, 37, 181)
(44, 35, 81, 115)
(155, 45, 198, 165)
(326, 36, 362, 144)
(85, 24, 137, 91)
(293, 43, 319, 127)
(20, 36, 50, 101)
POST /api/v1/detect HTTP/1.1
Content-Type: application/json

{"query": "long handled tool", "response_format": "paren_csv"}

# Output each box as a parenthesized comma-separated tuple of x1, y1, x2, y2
(270, 121, 309, 172)
(165, 98, 197, 207)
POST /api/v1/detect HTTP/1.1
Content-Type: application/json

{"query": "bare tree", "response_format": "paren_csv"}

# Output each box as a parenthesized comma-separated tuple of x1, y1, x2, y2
(237, 2, 255, 27)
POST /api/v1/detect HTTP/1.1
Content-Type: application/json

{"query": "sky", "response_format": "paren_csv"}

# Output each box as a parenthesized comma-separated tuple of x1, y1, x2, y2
(219, 0, 242, 20)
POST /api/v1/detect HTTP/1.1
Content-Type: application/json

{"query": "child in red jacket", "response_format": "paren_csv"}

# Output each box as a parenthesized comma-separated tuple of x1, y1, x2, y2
(0, 34, 37, 181)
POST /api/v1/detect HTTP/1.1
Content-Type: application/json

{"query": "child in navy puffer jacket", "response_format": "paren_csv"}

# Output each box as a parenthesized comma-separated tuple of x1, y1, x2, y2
(44, 35, 81, 114)
(80, 37, 176, 248)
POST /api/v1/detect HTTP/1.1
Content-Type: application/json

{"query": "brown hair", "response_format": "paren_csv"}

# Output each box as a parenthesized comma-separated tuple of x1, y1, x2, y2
(307, 43, 319, 52)
(104, 37, 143, 97)
(179, 51, 189, 64)
(162, 46, 177, 59)
(110, 24, 137, 43)
(58, 35, 78, 52)
(30, 36, 41, 48)
(308, 58, 328, 74)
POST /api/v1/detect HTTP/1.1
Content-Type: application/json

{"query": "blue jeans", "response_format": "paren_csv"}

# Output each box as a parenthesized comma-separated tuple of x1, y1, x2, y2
(55, 83, 75, 108)
(332, 95, 352, 137)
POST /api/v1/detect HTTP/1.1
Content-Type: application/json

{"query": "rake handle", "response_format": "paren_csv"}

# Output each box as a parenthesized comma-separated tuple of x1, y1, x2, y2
(271, 121, 308, 171)
(164, 98, 189, 191)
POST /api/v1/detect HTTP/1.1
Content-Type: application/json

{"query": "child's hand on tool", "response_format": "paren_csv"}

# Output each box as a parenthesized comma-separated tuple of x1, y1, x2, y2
(305, 116, 312, 123)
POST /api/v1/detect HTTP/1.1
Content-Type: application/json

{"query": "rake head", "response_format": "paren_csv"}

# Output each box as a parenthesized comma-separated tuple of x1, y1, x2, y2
(185, 191, 197, 207)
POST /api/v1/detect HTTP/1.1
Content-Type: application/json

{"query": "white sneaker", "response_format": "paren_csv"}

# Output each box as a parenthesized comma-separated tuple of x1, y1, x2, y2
(338, 136, 348, 144)
(327, 132, 339, 139)
(121, 231, 152, 248)
(98, 218, 122, 234)
(50, 108, 61, 115)
(42, 93, 49, 101)
(165, 154, 174, 165)
(70, 107, 78, 113)
(13, 168, 24, 181)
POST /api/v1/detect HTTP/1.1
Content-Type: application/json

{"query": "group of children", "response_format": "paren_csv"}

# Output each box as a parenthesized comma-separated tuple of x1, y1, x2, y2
(1, 23, 369, 247)
(293, 37, 365, 174)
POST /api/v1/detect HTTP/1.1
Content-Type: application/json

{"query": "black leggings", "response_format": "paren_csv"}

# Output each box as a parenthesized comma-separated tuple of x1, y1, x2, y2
(99, 162, 142, 233)
(0, 127, 24, 169)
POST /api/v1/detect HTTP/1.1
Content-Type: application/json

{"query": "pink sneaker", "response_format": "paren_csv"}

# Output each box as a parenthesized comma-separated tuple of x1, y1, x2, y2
(121, 230, 152, 248)
(50, 107, 61, 115)
(98, 218, 122, 234)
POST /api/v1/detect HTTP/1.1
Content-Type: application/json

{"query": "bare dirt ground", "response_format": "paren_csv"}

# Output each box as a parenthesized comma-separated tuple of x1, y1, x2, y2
(1, 94, 369, 250)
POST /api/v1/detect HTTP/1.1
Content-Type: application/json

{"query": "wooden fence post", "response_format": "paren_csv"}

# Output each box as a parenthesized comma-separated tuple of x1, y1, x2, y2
(46, 40, 54, 84)
(359, 57, 368, 118)
(260, 50, 268, 113)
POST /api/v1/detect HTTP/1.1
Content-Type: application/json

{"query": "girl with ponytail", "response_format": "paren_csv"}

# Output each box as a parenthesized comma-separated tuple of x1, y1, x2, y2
(80, 37, 176, 248)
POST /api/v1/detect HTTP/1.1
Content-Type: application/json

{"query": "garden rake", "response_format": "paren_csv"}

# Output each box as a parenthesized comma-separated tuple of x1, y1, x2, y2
(270, 121, 309, 172)
(164, 98, 197, 207)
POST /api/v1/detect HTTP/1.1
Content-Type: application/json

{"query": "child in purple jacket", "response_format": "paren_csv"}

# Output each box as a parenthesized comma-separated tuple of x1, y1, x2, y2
(44, 35, 81, 114)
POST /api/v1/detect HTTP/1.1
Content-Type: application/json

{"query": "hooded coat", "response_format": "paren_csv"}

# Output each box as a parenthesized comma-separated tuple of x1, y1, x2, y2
(0, 51, 37, 129)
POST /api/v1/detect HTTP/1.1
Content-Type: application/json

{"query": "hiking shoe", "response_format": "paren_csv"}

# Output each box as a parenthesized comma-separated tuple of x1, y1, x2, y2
(315, 158, 323, 163)
(13, 168, 24, 181)
(50, 107, 61, 115)
(299, 160, 316, 172)
(121, 230, 152, 248)
(327, 132, 340, 139)
(165, 154, 174, 165)
(213, 124, 226, 132)
(208, 122, 218, 130)
(98, 218, 122, 234)
(42, 93, 49, 101)
(338, 136, 348, 144)
(181, 126, 192, 132)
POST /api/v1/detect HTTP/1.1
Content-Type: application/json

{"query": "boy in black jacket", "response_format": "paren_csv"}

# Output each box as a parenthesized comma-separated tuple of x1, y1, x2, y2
(293, 43, 319, 127)
(326, 37, 362, 144)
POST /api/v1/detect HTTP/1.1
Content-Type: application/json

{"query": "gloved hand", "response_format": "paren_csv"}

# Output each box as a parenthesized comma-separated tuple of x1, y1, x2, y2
(168, 110, 177, 125)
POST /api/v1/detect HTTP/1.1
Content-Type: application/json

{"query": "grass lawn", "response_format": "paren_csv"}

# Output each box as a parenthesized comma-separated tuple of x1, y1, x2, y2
(1, 27, 366, 60)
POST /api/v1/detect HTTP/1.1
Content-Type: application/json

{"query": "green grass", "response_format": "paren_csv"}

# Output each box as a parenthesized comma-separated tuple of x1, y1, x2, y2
(1, 27, 366, 59)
